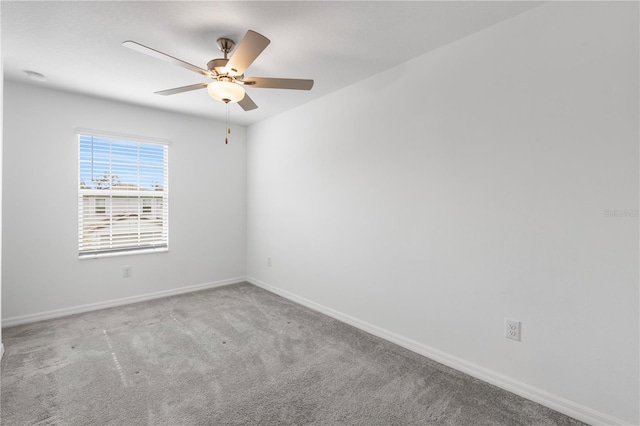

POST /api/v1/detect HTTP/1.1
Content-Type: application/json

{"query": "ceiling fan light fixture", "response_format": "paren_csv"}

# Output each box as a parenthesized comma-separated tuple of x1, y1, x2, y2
(207, 81, 245, 103)
(123, 30, 313, 113)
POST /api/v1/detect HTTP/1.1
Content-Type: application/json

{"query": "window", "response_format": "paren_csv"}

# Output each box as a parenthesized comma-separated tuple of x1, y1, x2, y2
(78, 133, 169, 257)
(95, 198, 106, 215)
(142, 199, 151, 215)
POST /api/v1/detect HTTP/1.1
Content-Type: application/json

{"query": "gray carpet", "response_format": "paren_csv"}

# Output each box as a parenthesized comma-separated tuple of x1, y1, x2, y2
(1, 283, 584, 426)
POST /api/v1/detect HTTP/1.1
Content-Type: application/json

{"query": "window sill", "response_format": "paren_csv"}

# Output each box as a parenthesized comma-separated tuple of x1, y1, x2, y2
(78, 246, 168, 260)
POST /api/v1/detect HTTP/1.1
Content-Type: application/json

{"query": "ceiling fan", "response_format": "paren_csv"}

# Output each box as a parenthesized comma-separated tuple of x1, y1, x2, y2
(123, 30, 314, 111)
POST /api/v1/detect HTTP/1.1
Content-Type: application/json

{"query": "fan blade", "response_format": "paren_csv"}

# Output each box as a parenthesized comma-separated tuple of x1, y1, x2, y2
(238, 93, 258, 111)
(123, 41, 211, 77)
(225, 30, 270, 76)
(155, 83, 208, 96)
(243, 77, 314, 90)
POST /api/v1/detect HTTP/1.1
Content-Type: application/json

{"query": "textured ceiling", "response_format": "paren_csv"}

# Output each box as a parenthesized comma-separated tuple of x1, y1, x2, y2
(2, 1, 542, 126)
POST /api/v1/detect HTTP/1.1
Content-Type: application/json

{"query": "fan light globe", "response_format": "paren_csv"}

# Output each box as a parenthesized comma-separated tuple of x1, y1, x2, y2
(207, 81, 245, 103)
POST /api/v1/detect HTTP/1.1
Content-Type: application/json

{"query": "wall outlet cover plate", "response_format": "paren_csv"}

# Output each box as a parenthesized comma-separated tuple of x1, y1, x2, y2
(505, 318, 521, 341)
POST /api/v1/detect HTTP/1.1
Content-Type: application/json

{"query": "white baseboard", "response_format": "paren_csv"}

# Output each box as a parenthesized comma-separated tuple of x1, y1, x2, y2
(2, 277, 246, 328)
(247, 276, 631, 426)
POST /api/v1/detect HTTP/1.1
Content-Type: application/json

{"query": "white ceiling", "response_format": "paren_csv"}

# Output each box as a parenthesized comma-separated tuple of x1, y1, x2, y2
(2, 1, 542, 126)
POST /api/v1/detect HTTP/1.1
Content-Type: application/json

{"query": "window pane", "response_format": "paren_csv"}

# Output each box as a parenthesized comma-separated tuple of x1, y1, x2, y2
(78, 135, 168, 256)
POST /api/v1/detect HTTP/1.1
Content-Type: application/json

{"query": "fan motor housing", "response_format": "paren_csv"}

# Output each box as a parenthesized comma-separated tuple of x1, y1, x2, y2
(207, 58, 243, 79)
(207, 58, 228, 73)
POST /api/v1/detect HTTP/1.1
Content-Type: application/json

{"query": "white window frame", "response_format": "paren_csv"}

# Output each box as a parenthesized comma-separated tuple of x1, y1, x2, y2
(77, 130, 169, 259)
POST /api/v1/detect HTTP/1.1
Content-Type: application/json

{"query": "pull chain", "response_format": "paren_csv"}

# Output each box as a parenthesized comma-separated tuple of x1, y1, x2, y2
(225, 103, 231, 144)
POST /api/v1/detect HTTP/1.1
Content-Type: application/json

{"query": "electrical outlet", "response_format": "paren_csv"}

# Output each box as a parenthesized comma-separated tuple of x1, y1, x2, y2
(123, 266, 132, 278)
(505, 318, 521, 341)
(267, 257, 272, 267)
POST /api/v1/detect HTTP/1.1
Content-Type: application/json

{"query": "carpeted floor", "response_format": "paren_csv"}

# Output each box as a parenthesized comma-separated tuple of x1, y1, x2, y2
(1, 282, 584, 425)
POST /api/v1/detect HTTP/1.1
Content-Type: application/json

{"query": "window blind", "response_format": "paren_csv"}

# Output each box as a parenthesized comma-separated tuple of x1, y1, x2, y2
(78, 134, 169, 257)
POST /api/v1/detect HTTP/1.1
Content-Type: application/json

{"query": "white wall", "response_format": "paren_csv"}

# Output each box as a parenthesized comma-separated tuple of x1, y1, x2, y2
(247, 2, 639, 424)
(2, 81, 246, 321)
